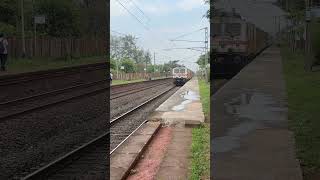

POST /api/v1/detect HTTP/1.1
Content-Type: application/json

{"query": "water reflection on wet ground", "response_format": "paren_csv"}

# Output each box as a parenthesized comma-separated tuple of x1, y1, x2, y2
(213, 90, 286, 153)
(172, 90, 200, 111)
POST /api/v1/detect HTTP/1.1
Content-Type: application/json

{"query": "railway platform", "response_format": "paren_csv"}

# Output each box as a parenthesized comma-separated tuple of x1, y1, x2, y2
(152, 77, 205, 126)
(212, 47, 302, 179)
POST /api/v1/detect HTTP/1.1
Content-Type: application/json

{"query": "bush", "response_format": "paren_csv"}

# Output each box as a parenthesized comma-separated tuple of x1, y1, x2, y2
(0, 22, 17, 37)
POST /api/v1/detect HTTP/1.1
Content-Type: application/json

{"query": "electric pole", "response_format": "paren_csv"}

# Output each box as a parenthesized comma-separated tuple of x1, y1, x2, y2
(21, 0, 26, 58)
(305, 0, 312, 71)
(154, 52, 156, 77)
(204, 27, 209, 82)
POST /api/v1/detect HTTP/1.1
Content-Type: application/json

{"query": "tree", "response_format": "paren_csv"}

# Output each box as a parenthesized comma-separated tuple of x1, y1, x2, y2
(35, 0, 81, 37)
(110, 58, 117, 70)
(121, 59, 136, 73)
(0, 0, 18, 26)
(144, 51, 152, 64)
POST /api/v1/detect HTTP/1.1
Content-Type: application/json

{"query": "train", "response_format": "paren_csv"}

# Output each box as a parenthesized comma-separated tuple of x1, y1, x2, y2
(211, 9, 271, 79)
(172, 66, 193, 86)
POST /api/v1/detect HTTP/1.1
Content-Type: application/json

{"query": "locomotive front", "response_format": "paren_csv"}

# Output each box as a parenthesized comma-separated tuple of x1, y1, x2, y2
(172, 67, 190, 86)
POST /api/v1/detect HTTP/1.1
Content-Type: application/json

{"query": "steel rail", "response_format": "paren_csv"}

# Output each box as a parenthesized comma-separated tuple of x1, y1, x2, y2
(0, 62, 107, 86)
(0, 79, 107, 106)
(21, 131, 109, 180)
(110, 86, 175, 125)
(22, 85, 175, 179)
(0, 87, 107, 122)
(110, 82, 173, 100)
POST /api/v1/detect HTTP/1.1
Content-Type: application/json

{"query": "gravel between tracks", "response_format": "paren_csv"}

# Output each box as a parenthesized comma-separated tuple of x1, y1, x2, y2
(110, 86, 179, 151)
(0, 91, 108, 179)
(110, 82, 174, 119)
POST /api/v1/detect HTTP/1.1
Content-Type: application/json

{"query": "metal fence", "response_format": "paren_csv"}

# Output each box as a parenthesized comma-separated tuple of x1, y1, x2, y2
(7, 37, 106, 58)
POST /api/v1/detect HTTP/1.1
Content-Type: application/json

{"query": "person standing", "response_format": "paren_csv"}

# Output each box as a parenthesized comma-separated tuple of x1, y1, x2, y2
(110, 72, 113, 85)
(0, 33, 9, 71)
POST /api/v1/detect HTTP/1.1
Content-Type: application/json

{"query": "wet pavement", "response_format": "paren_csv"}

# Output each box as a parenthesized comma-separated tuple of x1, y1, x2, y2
(211, 47, 302, 180)
(153, 78, 204, 127)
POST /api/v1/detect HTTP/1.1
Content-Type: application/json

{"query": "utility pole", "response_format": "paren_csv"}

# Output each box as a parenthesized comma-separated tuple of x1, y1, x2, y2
(204, 27, 209, 82)
(21, 0, 26, 58)
(153, 52, 156, 77)
(115, 44, 119, 77)
(32, 0, 36, 57)
(305, 0, 312, 71)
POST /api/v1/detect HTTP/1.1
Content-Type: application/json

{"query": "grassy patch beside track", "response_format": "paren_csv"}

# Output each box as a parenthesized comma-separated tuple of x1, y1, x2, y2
(190, 79, 210, 180)
(281, 46, 320, 179)
(1, 56, 105, 75)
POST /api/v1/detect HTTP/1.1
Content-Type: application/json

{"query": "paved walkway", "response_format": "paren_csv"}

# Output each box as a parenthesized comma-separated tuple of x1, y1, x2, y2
(153, 78, 204, 127)
(211, 47, 302, 180)
(134, 78, 204, 179)
(155, 127, 192, 180)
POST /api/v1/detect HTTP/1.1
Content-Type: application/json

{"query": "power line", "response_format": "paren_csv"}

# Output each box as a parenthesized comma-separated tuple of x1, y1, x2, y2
(170, 39, 206, 43)
(115, 0, 149, 30)
(170, 27, 206, 41)
(111, 30, 128, 36)
(127, 0, 151, 22)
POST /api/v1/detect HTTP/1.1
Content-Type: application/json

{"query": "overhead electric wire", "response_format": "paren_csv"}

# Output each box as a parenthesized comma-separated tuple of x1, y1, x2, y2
(170, 27, 206, 41)
(169, 39, 205, 43)
(111, 30, 128, 36)
(127, 0, 151, 22)
(115, 0, 150, 30)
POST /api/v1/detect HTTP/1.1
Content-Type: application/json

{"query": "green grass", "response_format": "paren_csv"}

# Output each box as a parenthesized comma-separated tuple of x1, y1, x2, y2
(190, 79, 210, 180)
(1, 56, 105, 75)
(281, 46, 320, 179)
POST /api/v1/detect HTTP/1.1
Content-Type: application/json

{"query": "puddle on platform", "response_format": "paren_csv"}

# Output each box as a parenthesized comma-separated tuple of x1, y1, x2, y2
(213, 91, 286, 153)
(172, 90, 200, 111)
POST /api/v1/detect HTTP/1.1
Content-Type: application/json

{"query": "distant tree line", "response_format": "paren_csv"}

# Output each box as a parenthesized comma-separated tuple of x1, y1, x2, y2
(0, 0, 106, 38)
(110, 34, 180, 74)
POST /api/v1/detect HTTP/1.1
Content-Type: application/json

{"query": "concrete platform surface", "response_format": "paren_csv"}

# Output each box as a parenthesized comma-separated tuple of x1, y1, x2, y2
(211, 47, 303, 180)
(110, 122, 160, 180)
(152, 78, 204, 127)
(155, 127, 192, 180)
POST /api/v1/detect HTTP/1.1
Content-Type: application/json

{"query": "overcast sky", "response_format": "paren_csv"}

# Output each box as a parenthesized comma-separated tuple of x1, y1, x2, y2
(111, 0, 209, 72)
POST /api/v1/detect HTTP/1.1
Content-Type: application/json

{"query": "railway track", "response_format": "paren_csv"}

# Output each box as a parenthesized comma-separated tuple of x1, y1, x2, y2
(20, 80, 177, 179)
(0, 63, 107, 103)
(0, 80, 108, 122)
(0, 62, 107, 86)
(0, 78, 172, 123)
(110, 85, 178, 152)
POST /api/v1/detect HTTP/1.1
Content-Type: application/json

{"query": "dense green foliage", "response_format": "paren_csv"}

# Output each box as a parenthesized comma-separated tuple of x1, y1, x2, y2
(0, 0, 105, 38)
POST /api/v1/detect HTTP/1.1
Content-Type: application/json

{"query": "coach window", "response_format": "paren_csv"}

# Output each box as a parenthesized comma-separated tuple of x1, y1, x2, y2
(174, 69, 179, 73)
(180, 69, 186, 73)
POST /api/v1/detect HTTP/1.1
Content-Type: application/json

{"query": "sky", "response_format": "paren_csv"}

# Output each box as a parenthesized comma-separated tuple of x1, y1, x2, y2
(111, 0, 210, 72)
